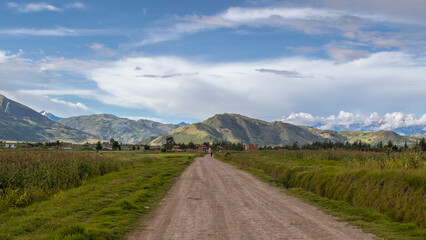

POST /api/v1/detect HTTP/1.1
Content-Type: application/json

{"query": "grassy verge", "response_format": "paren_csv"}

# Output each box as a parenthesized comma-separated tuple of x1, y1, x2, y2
(216, 152, 425, 240)
(0, 152, 196, 240)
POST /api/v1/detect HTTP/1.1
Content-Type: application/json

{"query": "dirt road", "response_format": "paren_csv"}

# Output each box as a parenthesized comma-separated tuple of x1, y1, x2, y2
(128, 156, 375, 240)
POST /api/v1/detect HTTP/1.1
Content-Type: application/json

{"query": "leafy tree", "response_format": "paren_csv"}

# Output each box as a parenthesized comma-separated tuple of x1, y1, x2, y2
(420, 138, 426, 151)
(112, 141, 119, 150)
(291, 141, 299, 150)
(392, 144, 399, 152)
(178, 143, 187, 149)
(164, 136, 176, 150)
(96, 141, 102, 151)
(188, 141, 196, 148)
(235, 142, 245, 151)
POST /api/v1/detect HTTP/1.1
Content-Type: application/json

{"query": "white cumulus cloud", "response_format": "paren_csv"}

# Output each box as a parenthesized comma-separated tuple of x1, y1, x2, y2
(1, 49, 425, 121)
(6, 2, 86, 13)
(49, 98, 89, 111)
(280, 111, 426, 132)
(139, 7, 347, 45)
(0, 27, 111, 37)
(138, 5, 425, 47)
(6, 2, 61, 13)
(86, 51, 426, 119)
(65, 2, 85, 10)
(88, 43, 117, 57)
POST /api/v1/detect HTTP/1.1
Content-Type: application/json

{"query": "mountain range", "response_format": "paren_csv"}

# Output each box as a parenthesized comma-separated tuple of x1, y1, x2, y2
(0, 94, 424, 146)
(311, 123, 426, 135)
(149, 114, 423, 146)
(0, 94, 94, 143)
(58, 114, 183, 144)
(150, 114, 327, 146)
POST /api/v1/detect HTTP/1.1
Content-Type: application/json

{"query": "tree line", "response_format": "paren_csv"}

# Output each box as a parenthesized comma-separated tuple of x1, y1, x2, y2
(259, 138, 426, 152)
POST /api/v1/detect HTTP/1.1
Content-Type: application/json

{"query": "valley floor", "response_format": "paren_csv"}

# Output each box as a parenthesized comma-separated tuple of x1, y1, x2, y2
(128, 155, 374, 240)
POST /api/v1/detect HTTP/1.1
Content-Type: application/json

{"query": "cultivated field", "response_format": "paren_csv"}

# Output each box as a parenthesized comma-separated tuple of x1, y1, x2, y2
(0, 150, 196, 239)
(216, 150, 426, 239)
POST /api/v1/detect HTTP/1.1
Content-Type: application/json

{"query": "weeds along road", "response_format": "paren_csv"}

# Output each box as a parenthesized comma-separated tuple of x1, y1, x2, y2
(128, 156, 375, 240)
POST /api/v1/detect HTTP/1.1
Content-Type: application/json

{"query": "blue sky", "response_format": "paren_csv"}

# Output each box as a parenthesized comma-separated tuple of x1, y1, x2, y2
(0, 0, 425, 126)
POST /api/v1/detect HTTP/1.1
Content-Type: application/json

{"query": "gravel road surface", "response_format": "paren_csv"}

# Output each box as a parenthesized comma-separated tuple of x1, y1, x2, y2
(128, 156, 375, 240)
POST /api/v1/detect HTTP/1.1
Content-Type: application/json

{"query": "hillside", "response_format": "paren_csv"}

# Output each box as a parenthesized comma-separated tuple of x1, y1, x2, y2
(150, 113, 423, 146)
(0, 95, 93, 143)
(0, 95, 421, 146)
(308, 120, 425, 135)
(302, 127, 348, 142)
(339, 130, 413, 146)
(59, 114, 181, 143)
(150, 113, 327, 145)
(304, 126, 420, 146)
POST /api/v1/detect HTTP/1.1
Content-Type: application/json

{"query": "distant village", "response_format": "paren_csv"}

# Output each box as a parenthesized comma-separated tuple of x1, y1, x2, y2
(2, 137, 424, 152)
(0, 138, 260, 152)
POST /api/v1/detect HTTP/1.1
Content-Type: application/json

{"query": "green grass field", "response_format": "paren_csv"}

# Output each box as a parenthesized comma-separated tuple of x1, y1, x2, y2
(0, 151, 197, 240)
(216, 150, 426, 240)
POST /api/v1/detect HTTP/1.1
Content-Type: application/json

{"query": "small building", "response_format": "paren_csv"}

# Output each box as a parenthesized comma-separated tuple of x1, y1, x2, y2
(171, 145, 183, 152)
(102, 142, 112, 151)
(198, 144, 207, 152)
(61, 142, 72, 150)
(4, 144, 9, 148)
(83, 143, 93, 151)
(245, 144, 259, 152)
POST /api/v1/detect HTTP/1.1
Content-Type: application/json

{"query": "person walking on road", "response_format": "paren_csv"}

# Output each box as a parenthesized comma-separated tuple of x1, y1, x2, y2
(208, 147, 213, 157)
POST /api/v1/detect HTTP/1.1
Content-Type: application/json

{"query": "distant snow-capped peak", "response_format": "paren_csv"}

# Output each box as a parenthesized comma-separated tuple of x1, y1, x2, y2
(280, 111, 426, 135)
(39, 110, 63, 122)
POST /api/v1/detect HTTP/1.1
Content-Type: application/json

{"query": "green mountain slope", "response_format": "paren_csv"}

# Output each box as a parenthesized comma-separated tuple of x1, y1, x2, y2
(150, 113, 327, 145)
(0, 95, 93, 143)
(301, 127, 348, 142)
(151, 113, 422, 146)
(303, 127, 420, 146)
(339, 130, 412, 146)
(59, 114, 180, 143)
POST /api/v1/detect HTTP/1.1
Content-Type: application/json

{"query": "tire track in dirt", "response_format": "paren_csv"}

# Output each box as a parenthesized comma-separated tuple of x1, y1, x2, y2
(128, 156, 375, 240)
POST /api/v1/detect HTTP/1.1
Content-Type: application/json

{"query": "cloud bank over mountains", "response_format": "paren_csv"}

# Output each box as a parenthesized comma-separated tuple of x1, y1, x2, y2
(1, 48, 426, 121)
(1, 1, 425, 123)
(280, 111, 426, 134)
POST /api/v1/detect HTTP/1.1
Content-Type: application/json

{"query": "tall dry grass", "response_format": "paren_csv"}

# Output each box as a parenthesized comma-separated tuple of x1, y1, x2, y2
(219, 150, 426, 227)
(0, 150, 120, 212)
